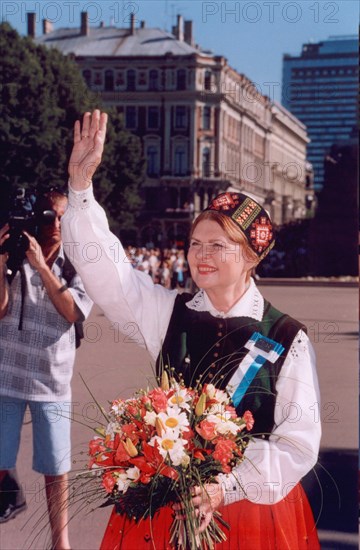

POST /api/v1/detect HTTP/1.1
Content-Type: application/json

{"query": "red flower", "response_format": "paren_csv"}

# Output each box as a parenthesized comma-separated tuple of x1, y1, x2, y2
(130, 441, 178, 481)
(89, 438, 106, 456)
(122, 423, 140, 445)
(114, 441, 131, 464)
(195, 420, 217, 441)
(127, 403, 140, 418)
(141, 395, 152, 407)
(148, 388, 168, 413)
(243, 410, 254, 431)
(192, 448, 211, 461)
(213, 438, 237, 473)
(102, 471, 116, 494)
(182, 427, 195, 442)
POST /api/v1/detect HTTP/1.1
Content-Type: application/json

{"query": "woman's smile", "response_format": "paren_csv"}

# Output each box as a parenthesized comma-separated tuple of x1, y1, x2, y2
(197, 264, 218, 274)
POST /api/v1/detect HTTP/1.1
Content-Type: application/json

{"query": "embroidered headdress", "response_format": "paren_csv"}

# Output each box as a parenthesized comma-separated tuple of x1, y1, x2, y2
(205, 192, 275, 260)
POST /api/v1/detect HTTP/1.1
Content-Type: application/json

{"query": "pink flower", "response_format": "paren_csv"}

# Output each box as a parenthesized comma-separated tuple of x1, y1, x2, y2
(148, 388, 168, 413)
(195, 420, 217, 441)
(243, 410, 254, 431)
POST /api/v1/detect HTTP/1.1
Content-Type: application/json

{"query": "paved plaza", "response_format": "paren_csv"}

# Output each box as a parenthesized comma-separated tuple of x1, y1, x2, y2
(0, 282, 358, 550)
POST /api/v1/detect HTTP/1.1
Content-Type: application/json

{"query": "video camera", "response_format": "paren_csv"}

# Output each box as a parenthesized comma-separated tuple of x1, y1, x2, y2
(0, 187, 57, 275)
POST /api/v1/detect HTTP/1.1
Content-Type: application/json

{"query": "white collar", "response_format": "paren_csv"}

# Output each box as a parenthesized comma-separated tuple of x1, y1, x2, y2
(186, 278, 264, 320)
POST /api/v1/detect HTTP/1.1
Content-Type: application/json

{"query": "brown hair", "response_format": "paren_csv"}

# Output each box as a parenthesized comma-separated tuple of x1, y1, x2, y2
(36, 190, 67, 212)
(190, 210, 260, 267)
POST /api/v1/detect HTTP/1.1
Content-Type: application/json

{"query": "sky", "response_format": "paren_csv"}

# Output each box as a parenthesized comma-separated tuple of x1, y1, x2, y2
(1, 0, 358, 101)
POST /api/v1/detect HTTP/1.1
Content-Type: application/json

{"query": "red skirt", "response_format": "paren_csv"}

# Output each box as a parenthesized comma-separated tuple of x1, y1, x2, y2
(100, 484, 319, 550)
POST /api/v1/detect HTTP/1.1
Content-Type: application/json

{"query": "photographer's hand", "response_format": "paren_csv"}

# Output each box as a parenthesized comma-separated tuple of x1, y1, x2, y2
(23, 231, 81, 324)
(24, 232, 47, 272)
(68, 109, 108, 191)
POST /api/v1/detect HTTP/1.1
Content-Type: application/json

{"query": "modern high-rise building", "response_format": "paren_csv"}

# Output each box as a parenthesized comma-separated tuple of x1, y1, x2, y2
(282, 35, 358, 192)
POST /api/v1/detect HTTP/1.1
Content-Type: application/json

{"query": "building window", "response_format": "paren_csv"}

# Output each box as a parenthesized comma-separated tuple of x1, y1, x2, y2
(149, 69, 159, 91)
(174, 145, 187, 176)
(177, 69, 186, 90)
(127, 69, 136, 91)
(94, 72, 102, 86)
(148, 107, 159, 129)
(204, 71, 212, 91)
(104, 70, 114, 91)
(116, 71, 125, 86)
(139, 71, 147, 86)
(202, 106, 211, 130)
(125, 106, 137, 129)
(82, 70, 91, 87)
(202, 147, 211, 177)
(147, 145, 159, 177)
(175, 106, 187, 129)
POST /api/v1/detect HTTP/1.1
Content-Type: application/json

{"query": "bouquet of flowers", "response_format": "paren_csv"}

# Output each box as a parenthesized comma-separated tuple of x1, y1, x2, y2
(87, 371, 254, 549)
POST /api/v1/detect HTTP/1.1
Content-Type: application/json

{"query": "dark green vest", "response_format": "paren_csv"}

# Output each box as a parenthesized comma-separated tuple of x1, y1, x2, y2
(157, 292, 305, 438)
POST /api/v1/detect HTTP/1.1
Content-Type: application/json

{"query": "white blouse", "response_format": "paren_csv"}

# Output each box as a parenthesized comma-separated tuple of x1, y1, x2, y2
(62, 184, 321, 505)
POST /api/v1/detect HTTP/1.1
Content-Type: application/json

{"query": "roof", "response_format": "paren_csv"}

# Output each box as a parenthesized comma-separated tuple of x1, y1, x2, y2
(35, 26, 208, 58)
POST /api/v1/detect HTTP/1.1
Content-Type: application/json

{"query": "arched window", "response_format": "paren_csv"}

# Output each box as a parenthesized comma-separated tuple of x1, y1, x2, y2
(202, 147, 211, 177)
(127, 69, 136, 91)
(149, 70, 159, 91)
(104, 70, 114, 91)
(82, 70, 91, 87)
(147, 145, 159, 177)
(177, 69, 186, 90)
(174, 145, 187, 176)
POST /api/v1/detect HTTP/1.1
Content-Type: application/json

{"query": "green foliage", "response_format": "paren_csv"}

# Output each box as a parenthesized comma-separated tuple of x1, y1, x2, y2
(96, 111, 146, 232)
(0, 22, 96, 193)
(0, 22, 145, 231)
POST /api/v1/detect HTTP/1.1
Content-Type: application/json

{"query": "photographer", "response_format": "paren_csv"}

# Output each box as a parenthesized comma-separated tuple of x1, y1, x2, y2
(0, 190, 92, 550)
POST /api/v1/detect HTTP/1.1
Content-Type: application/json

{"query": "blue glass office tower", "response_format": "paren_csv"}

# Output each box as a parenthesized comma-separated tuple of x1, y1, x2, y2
(282, 36, 358, 191)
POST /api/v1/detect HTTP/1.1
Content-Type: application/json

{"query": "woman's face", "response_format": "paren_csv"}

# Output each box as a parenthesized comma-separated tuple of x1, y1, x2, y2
(187, 219, 255, 293)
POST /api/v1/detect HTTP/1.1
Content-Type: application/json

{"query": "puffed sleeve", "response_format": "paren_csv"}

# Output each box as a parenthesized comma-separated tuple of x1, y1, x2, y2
(61, 184, 177, 360)
(218, 330, 321, 505)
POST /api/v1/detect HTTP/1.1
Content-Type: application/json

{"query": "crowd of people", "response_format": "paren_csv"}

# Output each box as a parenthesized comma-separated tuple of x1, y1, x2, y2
(124, 246, 190, 289)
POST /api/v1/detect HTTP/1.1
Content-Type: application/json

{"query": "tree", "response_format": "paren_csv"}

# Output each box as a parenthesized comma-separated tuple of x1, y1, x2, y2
(0, 23, 96, 192)
(98, 112, 146, 233)
(0, 23, 145, 231)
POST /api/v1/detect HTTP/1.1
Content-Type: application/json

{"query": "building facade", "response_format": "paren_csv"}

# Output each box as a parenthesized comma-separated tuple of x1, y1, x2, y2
(31, 13, 313, 244)
(282, 35, 358, 192)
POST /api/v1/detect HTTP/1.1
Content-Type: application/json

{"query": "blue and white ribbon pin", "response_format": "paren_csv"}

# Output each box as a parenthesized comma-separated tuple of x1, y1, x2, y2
(226, 332, 285, 408)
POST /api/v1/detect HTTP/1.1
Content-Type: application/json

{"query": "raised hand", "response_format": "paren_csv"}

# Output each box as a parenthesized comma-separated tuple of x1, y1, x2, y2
(68, 109, 108, 191)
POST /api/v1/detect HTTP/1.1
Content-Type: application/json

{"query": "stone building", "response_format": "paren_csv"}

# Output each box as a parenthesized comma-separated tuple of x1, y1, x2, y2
(30, 12, 314, 245)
